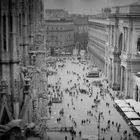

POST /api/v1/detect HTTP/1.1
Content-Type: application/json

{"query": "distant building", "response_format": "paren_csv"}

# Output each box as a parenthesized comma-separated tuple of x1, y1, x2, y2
(88, 2, 140, 100)
(72, 15, 88, 54)
(45, 9, 74, 56)
(45, 9, 69, 20)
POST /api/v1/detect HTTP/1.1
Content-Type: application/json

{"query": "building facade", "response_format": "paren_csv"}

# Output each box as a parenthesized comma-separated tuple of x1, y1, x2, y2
(0, 0, 44, 125)
(45, 9, 74, 56)
(108, 3, 140, 98)
(88, 17, 109, 73)
(73, 15, 88, 54)
(88, 2, 140, 100)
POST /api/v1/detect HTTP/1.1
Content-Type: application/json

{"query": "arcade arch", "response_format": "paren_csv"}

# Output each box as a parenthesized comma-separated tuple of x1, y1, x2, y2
(137, 36, 140, 53)
(135, 85, 139, 102)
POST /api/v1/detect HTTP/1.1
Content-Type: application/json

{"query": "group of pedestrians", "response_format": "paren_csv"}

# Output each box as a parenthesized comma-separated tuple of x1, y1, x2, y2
(47, 56, 136, 140)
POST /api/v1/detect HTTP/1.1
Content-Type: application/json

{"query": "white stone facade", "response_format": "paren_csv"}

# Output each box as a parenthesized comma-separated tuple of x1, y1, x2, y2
(88, 2, 140, 101)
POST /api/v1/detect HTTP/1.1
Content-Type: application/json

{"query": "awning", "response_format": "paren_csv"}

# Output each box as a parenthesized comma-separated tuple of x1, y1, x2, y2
(125, 99, 140, 113)
(123, 112, 140, 119)
(115, 99, 130, 108)
(115, 100, 126, 104)
(121, 108, 134, 112)
(131, 120, 140, 126)
(117, 103, 130, 108)
(135, 126, 140, 132)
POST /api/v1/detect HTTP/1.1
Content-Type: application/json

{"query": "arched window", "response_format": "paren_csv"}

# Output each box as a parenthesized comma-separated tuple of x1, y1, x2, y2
(137, 37, 140, 52)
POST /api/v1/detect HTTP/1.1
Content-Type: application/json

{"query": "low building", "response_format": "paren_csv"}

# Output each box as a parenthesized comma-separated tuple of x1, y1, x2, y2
(45, 9, 69, 20)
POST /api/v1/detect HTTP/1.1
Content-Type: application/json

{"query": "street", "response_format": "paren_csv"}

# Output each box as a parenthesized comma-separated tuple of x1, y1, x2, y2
(45, 57, 137, 140)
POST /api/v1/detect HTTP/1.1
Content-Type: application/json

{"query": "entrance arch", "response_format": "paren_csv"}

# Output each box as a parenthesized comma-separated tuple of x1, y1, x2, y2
(135, 85, 139, 102)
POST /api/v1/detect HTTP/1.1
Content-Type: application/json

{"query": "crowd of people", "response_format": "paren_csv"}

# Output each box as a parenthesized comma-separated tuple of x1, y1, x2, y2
(46, 56, 137, 140)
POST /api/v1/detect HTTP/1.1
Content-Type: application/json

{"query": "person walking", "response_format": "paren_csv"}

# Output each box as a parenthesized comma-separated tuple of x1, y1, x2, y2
(65, 136, 67, 140)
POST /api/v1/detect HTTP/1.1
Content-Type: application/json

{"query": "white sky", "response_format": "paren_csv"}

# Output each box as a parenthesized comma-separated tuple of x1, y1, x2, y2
(44, 0, 139, 14)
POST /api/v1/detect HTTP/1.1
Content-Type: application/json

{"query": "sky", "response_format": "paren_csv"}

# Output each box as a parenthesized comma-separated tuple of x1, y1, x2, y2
(44, 0, 139, 14)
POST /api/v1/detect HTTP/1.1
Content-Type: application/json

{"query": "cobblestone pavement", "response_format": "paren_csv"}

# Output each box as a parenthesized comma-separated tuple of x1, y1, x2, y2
(45, 57, 138, 140)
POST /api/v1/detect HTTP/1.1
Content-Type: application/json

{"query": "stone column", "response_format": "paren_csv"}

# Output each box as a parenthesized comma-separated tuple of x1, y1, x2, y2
(112, 61, 116, 89)
(115, 58, 121, 90)
(110, 59, 113, 88)
(125, 68, 131, 98)
(109, 60, 112, 87)
(120, 66, 123, 92)
(11, 12, 20, 119)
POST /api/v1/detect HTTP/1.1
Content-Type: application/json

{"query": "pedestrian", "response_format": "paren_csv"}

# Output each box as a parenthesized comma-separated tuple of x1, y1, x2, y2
(65, 136, 67, 140)
(117, 126, 120, 132)
(112, 121, 114, 125)
(116, 122, 118, 127)
(101, 128, 104, 133)
(79, 131, 82, 137)
(81, 120, 83, 125)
